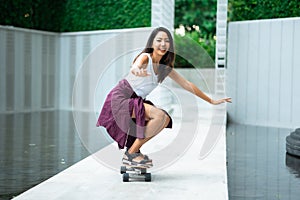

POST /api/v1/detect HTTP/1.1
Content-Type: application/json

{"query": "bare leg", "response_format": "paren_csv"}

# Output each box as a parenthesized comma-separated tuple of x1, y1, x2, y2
(128, 103, 170, 155)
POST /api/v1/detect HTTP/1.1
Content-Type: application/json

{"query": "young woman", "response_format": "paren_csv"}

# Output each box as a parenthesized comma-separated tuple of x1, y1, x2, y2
(96, 27, 231, 168)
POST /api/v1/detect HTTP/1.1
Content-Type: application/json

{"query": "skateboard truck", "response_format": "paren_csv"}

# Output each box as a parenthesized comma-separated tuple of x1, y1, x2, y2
(120, 166, 151, 182)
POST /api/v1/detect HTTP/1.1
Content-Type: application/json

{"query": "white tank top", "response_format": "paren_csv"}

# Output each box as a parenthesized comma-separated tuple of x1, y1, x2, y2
(125, 53, 158, 99)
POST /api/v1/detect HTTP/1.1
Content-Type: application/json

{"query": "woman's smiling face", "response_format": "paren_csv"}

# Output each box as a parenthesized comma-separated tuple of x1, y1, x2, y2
(152, 31, 170, 57)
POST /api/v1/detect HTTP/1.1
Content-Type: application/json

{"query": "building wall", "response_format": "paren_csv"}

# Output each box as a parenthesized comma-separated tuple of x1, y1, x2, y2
(0, 28, 60, 113)
(0, 26, 152, 113)
(227, 17, 300, 128)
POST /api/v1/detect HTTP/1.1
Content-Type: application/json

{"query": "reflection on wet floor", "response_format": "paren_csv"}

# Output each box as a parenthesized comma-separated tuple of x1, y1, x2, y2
(286, 153, 300, 179)
(0, 111, 110, 199)
(226, 124, 300, 200)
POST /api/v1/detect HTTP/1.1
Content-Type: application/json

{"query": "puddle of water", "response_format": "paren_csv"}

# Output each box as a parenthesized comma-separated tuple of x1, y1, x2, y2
(226, 123, 300, 200)
(0, 111, 109, 199)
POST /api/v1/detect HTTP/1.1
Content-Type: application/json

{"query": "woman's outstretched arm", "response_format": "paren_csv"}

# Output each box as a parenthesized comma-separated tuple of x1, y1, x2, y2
(168, 69, 231, 105)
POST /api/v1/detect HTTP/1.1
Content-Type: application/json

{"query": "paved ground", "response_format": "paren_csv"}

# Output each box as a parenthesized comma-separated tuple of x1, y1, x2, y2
(13, 89, 228, 200)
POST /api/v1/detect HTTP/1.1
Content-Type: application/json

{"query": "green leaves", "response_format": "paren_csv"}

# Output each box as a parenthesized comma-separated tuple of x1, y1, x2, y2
(174, 0, 217, 65)
(175, 0, 217, 36)
(0, 0, 151, 32)
(228, 0, 300, 21)
(174, 32, 215, 68)
(60, 0, 151, 32)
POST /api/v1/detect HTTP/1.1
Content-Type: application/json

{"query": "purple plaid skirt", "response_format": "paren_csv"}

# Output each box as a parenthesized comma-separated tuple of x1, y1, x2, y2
(96, 79, 172, 149)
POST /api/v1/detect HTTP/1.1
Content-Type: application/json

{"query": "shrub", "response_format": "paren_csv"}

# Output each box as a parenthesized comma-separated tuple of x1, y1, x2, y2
(0, 0, 151, 32)
(228, 0, 300, 21)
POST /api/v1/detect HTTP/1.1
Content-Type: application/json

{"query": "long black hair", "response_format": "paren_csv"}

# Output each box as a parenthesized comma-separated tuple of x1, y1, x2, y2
(133, 27, 175, 83)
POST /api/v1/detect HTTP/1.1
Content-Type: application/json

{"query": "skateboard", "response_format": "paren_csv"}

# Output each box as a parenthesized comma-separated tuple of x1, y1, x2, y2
(120, 165, 151, 182)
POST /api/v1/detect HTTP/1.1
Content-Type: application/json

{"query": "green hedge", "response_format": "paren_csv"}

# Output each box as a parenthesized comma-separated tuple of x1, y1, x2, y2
(61, 0, 151, 32)
(228, 0, 300, 21)
(0, 0, 151, 32)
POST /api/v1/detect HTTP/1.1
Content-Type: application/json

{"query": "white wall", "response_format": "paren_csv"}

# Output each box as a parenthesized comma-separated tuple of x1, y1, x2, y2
(0, 27, 60, 113)
(227, 17, 300, 128)
(58, 28, 154, 111)
(0, 26, 153, 113)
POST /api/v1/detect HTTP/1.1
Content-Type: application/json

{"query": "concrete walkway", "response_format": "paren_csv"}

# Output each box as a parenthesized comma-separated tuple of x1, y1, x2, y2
(13, 90, 228, 200)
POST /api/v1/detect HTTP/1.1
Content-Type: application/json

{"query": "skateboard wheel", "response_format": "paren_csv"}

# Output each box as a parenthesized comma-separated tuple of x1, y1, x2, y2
(140, 168, 147, 174)
(120, 166, 126, 174)
(123, 173, 129, 182)
(145, 173, 151, 182)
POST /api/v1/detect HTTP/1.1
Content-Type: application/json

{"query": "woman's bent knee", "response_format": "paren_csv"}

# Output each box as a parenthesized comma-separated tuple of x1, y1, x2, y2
(144, 104, 170, 128)
(156, 110, 170, 128)
(164, 114, 170, 128)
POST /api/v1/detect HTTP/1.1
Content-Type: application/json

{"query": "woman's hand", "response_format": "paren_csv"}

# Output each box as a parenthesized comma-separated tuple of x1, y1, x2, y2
(130, 54, 151, 77)
(211, 97, 232, 105)
(131, 67, 151, 77)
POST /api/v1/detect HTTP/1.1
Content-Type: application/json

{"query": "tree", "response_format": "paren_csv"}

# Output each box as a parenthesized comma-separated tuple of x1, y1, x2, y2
(175, 0, 217, 35)
(174, 0, 217, 67)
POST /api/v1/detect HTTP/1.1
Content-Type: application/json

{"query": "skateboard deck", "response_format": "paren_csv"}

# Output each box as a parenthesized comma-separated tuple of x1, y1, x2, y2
(120, 165, 151, 182)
